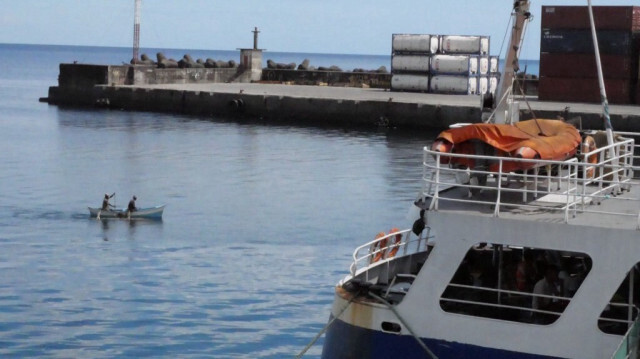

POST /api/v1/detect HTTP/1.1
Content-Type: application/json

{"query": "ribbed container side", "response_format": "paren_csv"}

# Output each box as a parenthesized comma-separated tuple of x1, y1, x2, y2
(440, 35, 489, 55)
(430, 75, 478, 94)
(430, 55, 488, 75)
(541, 6, 640, 32)
(541, 29, 636, 56)
(391, 55, 431, 73)
(538, 77, 633, 104)
(391, 74, 430, 92)
(540, 53, 638, 79)
(392, 34, 439, 54)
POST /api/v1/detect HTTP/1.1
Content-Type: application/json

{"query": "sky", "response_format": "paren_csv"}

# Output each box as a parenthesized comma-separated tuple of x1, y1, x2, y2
(1, 0, 639, 59)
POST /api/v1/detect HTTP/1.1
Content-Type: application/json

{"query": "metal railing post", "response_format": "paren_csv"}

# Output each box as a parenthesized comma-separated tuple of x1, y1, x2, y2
(494, 160, 503, 217)
(431, 152, 441, 211)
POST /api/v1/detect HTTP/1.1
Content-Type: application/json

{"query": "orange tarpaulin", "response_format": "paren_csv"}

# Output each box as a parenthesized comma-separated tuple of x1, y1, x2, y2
(436, 119, 581, 160)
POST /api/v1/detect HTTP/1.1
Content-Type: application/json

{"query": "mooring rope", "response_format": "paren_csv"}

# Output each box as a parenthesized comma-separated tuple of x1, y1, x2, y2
(295, 296, 355, 359)
(368, 292, 439, 359)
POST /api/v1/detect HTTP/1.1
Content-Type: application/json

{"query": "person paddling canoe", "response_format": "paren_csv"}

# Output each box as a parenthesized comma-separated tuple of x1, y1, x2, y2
(101, 193, 115, 211)
(126, 195, 137, 219)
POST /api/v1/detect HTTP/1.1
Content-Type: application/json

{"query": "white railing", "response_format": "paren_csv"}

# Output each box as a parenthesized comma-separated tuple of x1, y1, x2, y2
(613, 132, 640, 180)
(422, 135, 639, 226)
(349, 228, 432, 278)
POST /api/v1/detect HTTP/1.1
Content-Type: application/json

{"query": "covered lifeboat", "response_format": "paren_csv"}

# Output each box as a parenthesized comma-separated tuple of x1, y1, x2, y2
(431, 119, 582, 173)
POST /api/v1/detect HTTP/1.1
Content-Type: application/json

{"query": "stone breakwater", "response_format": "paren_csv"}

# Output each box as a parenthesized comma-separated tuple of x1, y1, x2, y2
(44, 63, 640, 131)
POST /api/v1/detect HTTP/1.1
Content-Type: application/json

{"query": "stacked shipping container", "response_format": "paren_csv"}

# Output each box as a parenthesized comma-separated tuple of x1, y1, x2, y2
(539, 6, 640, 104)
(390, 34, 500, 97)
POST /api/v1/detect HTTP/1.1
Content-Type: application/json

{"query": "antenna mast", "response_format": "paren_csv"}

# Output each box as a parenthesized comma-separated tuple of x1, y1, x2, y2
(133, 0, 141, 63)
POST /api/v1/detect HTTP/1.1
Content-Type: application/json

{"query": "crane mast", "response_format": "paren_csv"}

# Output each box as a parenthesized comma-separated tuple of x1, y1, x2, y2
(493, 0, 531, 124)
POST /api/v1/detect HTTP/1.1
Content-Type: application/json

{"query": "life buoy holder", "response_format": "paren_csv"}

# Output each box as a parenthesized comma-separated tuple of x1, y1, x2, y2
(581, 135, 597, 179)
(371, 232, 387, 263)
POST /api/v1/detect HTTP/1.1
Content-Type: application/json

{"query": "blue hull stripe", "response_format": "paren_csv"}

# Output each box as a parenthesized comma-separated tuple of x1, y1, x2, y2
(321, 315, 566, 359)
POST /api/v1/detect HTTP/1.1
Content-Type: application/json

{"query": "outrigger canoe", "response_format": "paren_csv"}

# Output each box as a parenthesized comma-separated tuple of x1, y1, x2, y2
(88, 205, 165, 219)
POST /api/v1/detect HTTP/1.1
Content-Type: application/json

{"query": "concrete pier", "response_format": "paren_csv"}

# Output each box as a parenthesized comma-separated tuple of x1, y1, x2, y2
(88, 82, 640, 131)
(44, 63, 640, 131)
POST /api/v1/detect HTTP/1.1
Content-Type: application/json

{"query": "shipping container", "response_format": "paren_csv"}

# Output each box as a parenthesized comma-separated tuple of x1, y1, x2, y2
(430, 55, 489, 75)
(538, 76, 633, 104)
(636, 84, 640, 104)
(540, 53, 638, 80)
(541, 6, 640, 32)
(430, 75, 478, 95)
(391, 55, 431, 73)
(440, 35, 489, 55)
(392, 34, 439, 54)
(490, 56, 500, 74)
(478, 76, 489, 95)
(541, 29, 637, 56)
(475, 75, 501, 96)
(391, 74, 430, 92)
(490, 75, 499, 96)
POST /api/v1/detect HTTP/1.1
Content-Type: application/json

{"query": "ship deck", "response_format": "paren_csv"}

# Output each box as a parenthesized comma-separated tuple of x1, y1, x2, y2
(429, 178, 640, 231)
(421, 132, 640, 232)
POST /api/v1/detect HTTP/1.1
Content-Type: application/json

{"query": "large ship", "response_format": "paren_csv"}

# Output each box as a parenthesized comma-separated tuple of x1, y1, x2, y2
(320, 1, 640, 358)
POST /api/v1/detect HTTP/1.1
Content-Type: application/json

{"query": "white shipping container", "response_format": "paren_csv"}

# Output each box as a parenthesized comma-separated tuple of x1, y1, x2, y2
(479, 56, 489, 75)
(391, 74, 430, 91)
(431, 55, 477, 74)
(490, 75, 499, 95)
(478, 77, 489, 95)
(430, 75, 478, 94)
(392, 34, 439, 54)
(440, 35, 489, 55)
(430, 55, 490, 75)
(490, 56, 500, 73)
(391, 55, 431, 72)
(476, 75, 500, 96)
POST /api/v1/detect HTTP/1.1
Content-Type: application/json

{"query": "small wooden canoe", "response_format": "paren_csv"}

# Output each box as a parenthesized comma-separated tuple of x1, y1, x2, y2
(88, 205, 165, 219)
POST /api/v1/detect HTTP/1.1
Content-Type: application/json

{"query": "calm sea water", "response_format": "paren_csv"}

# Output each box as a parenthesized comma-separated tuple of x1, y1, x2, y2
(0, 44, 441, 358)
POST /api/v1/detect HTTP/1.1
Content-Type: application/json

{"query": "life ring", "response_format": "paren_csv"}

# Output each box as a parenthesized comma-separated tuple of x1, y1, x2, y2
(387, 228, 403, 258)
(513, 146, 540, 160)
(371, 232, 387, 263)
(581, 135, 597, 179)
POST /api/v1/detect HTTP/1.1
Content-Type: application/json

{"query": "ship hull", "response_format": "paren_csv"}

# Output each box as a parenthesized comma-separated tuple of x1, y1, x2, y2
(322, 314, 565, 359)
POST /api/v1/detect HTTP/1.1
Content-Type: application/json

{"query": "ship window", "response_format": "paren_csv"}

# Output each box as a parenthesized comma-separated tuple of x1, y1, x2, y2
(439, 243, 591, 325)
(598, 263, 640, 335)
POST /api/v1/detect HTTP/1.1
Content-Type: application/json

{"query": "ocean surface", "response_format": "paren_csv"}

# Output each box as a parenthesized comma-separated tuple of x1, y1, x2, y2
(0, 43, 449, 358)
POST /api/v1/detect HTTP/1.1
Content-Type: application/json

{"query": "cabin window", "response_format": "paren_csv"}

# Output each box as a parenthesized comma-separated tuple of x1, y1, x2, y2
(598, 263, 640, 335)
(439, 243, 591, 325)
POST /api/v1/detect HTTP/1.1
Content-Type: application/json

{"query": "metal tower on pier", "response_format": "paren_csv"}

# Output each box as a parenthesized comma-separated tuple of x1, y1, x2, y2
(133, 0, 141, 63)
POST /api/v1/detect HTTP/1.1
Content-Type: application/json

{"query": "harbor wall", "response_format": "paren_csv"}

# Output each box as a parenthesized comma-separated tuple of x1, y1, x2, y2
(89, 85, 480, 129)
(49, 63, 240, 106)
(45, 63, 640, 131)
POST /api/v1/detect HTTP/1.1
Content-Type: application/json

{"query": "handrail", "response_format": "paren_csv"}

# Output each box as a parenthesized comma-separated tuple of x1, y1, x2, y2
(349, 227, 433, 278)
(422, 135, 638, 226)
(610, 315, 640, 359)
